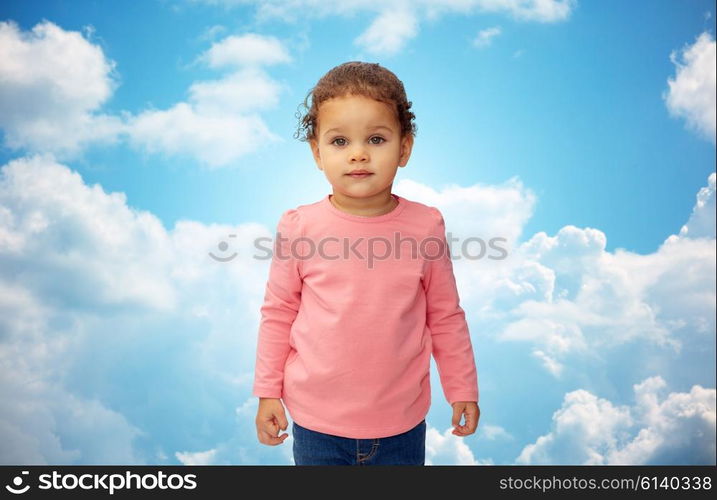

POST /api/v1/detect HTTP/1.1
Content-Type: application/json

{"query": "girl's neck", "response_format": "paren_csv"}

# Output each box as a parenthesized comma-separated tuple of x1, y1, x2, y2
(329, 191, 397, 217)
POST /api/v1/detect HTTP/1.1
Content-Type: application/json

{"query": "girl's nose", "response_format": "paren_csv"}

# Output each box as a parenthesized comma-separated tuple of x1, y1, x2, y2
(349, 145, 368, 162)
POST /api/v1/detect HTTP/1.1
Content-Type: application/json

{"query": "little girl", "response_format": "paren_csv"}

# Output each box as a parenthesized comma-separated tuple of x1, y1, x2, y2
(253, 61, 480, 465)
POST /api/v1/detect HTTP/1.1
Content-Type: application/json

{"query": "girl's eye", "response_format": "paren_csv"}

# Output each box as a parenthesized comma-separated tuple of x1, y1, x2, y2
(331, 136, 385, 146)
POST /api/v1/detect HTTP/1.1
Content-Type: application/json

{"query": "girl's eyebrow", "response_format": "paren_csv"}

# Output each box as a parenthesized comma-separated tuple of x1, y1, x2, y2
(323, 125, 393, 137)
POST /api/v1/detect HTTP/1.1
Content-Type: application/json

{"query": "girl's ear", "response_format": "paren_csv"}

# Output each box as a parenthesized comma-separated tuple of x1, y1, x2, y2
(399, 134, 414, 166)
(309, 138, 323, 170)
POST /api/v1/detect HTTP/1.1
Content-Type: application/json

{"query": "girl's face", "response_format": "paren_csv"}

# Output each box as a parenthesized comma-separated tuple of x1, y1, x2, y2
(310, 94, 413, 206)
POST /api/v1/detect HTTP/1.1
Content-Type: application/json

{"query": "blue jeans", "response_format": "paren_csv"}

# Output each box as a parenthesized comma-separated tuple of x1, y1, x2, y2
(292, 419, 426, 465)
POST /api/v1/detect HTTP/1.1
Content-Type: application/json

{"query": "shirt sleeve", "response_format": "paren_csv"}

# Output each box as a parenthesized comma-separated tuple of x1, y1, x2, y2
(423, 207, 479, 405)
(252, 209, 303, 399)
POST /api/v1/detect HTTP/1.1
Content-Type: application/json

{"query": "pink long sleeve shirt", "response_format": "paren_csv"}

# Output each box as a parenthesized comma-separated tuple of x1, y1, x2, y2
(252, 193, 479, 438)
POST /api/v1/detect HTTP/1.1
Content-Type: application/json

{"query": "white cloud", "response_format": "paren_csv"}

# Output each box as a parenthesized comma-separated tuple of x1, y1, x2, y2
(0, 371, 146, 464)
(663, 31, 716, 144)
(479, 423, 513, 440)
(0, 7, 577, 164)
(395, 176, 537, 254)
(0, 154, 177, 311)
(128, 103, 280, 168)
(354, 4, 419, 56)
(197, 24, 227, 42)
(201, 33, 291, 67)
(678, 172, 715, 240)
(405, 172, 715, 378)
(510, 225, 714, 359)
(127, 36, 288, 168)
(188, 67, 284, 114)
(503, 226, 689, 352)
(499, 0, 576, 22)
(532, 348, 563, 376)
(0, 154, 276, 464)
(0, 21, 290, 168)
(516, 376, 716, 464)
(473, 26, 502, 48)
(201, 0, 576, 22)
(190, 0, 575, 55)
(0, 267, 146, 464)
(0, 20, 123, 157)
(175, 448, 218, 465)
(426, 425, 491, 465)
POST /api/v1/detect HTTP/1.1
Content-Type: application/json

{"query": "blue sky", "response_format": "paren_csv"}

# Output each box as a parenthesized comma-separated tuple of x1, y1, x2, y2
(0, 0, 715, 465)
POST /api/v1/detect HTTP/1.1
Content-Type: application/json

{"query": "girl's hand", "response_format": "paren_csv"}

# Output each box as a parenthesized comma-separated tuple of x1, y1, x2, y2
(451, 401, 480, 436)
(256, 397, 290, 446)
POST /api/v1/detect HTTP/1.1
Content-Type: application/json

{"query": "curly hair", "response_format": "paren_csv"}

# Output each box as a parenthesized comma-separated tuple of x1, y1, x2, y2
(294, 61, 417, 143)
